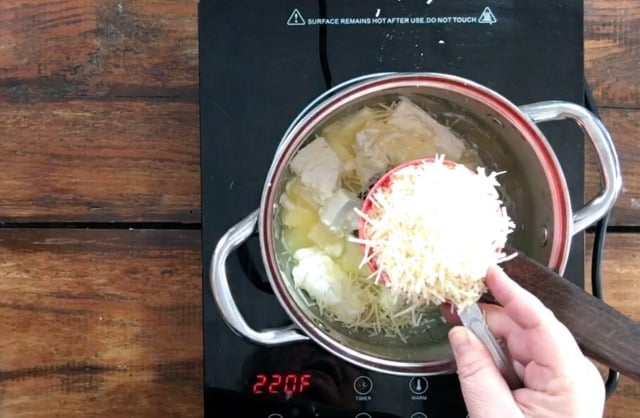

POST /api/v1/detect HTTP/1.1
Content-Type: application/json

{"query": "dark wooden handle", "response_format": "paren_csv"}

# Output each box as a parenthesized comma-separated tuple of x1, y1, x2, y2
(501, 250, 640, 383)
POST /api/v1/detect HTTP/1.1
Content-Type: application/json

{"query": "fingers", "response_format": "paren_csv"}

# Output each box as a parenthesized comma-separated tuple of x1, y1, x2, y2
(485, 265, 555, 330)
(484, 265, 587, 379)
(512, 359, 605, 418)
(448, 326, 522, 418)
(480, 303, 537, 363)
(453, 266, 606, 417)
(478, 303, 516, 339)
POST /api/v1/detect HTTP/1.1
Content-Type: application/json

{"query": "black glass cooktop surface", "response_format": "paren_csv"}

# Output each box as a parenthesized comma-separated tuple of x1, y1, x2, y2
(200, 1, 585, 417)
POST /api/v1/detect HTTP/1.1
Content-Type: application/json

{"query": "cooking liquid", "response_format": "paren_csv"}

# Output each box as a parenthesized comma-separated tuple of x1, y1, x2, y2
(277, 96, 483, 339)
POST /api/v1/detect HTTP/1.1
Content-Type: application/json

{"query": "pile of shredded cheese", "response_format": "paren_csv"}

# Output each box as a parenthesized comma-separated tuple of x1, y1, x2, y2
(306, 272, 435, 341)
(354, 155, 515, 309)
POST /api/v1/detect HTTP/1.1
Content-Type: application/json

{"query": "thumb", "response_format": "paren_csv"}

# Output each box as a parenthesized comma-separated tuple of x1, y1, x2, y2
(449, 326, 522, 418)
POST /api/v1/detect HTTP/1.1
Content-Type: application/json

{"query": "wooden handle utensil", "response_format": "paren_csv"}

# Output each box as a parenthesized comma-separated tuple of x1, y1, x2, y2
(501, 249, 640, 382)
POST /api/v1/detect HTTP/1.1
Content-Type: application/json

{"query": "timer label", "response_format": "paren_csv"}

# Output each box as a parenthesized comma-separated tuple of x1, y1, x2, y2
(353, 376, 373, 400)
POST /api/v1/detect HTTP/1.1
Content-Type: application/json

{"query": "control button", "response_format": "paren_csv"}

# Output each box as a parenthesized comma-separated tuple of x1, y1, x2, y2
(353, 376, 373, 395)
(355, 413, 372, 418)
(409, 376, 429, 395)
(410, 413, 427, 418)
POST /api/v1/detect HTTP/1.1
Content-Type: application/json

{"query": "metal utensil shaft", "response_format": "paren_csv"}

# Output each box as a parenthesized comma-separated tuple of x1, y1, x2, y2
(458, 303, 522, 390)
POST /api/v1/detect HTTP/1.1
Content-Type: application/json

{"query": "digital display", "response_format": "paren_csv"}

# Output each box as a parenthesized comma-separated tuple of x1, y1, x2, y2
(252, 373, 312, 395)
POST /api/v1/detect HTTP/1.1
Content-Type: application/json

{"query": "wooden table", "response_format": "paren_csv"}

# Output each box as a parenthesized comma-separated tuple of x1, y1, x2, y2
(0, 1, 637, 417)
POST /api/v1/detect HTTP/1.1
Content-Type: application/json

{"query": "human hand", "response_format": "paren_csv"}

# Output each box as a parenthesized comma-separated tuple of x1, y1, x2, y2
(448, 265, 605, 418)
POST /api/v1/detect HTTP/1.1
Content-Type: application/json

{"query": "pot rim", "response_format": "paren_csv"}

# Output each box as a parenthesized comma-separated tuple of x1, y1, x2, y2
(258, 72, 572, 375)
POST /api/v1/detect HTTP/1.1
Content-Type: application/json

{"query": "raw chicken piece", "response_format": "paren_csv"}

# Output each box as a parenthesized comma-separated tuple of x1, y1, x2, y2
(353, 128, 389, 186)
(319, 188, 362, 234)
(387, 96, 466, 161)
(289, 137, 344, 205)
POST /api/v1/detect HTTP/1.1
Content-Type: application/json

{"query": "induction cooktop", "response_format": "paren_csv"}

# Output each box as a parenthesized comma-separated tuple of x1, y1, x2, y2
(199, 1, 585, 417)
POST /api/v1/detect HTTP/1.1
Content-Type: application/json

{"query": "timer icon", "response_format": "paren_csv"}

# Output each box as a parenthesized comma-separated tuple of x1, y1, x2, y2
(353, 376, 373, 395)
(409, 376, 429, 395)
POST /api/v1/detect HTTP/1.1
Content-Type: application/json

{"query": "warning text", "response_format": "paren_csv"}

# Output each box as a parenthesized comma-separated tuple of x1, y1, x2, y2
(287, 7, 498, 27)
(305, 16, 479, 25)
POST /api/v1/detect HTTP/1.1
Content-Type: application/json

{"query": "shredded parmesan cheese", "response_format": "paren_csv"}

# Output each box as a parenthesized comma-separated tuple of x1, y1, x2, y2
(353, 155, 515, 309)
(292, 246, 434, 339)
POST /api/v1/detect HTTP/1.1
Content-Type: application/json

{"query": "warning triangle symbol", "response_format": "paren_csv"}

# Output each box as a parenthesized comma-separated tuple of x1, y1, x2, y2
(478, 7, 497, 25)
(287, 9, 306, 26)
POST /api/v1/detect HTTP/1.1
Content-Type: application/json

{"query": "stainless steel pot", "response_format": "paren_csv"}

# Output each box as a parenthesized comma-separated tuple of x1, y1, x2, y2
(211, 73, 622, 376)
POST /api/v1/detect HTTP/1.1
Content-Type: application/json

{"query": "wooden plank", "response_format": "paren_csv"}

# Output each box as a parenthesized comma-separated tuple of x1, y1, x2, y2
(0, 0, 200, 223)
(585, 108, 640, 226)
(0, 102, 627, 225)
(584, 0, 640, 227)
(0, 229, 202, 417)
(0, 0, 198, 103)
(0, 101, 199, 223)
(586, 234, 640, 418)
(0, 0, 635, 226)
(0, 0, 633, 110)
(585, 0, 640, 107)
(5, 102, 632, 226)
(0, 230, 638, 417)
(585, 109, 640, 226)
(0, 230, 640, 418)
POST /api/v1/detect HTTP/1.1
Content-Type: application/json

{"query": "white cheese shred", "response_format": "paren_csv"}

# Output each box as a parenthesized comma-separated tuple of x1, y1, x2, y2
(354, 155, 515, 309)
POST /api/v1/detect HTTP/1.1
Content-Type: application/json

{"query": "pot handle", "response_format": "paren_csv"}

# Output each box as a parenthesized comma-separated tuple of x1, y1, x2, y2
(520, 101, 622, 235)
(210, 209, 310, 345)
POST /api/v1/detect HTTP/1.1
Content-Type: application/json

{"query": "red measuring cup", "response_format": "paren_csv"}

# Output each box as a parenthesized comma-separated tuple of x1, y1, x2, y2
(357, 156, 459, 277)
